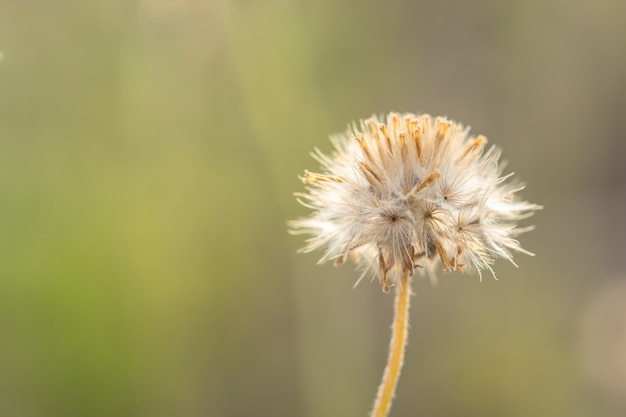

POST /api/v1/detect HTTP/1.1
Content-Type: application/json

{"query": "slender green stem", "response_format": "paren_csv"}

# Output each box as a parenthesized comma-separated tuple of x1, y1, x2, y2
(370, 270, 412, 417)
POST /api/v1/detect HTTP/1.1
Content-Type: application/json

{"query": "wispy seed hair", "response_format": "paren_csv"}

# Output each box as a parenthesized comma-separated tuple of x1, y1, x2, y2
(289, 113, 541, 293)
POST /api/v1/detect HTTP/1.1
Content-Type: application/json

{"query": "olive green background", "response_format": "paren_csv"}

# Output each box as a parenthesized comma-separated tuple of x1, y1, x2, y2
(1, 1, 626, 416)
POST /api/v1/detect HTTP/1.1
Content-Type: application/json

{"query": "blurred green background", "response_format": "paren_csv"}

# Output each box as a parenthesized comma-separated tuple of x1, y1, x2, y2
(1, 1, 626, 416)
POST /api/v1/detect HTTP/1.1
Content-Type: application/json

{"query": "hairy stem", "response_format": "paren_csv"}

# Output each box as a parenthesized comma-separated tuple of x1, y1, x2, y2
(370, 270, 412, 417)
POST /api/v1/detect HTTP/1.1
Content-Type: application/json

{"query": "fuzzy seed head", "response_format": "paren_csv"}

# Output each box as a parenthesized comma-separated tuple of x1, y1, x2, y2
(289, 113, 540, 293)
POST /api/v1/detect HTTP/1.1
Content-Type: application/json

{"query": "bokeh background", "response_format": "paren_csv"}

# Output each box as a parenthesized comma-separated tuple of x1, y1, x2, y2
(1, 1, 626, 416)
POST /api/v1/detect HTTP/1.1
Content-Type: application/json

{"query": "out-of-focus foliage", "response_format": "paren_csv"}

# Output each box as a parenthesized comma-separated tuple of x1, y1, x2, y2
(1, 1, 625, 416)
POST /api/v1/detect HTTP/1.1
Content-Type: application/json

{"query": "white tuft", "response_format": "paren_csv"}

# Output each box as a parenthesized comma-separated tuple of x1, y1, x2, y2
(289, 113, 541, 291)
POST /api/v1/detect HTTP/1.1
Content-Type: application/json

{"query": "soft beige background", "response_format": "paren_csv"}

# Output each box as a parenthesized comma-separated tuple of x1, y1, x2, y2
(1, 1, 625, 416)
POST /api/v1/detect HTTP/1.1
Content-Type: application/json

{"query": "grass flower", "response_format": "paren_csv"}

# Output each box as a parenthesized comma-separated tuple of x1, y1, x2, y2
(289, 112, 540, 417)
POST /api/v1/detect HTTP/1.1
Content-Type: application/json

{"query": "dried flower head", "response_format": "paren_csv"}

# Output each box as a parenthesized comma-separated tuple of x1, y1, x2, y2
(290, 113, 540, 293)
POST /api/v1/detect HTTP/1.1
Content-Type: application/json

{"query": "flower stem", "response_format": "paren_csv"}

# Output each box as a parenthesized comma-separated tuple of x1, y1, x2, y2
(370, 270, 412, 417)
